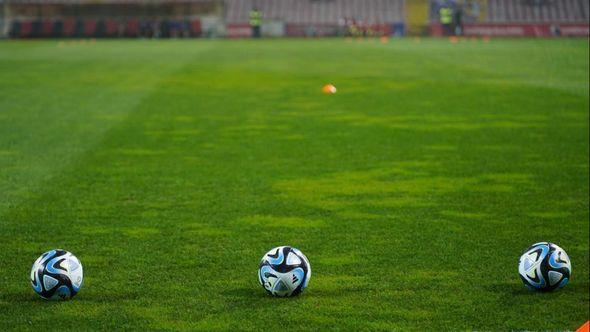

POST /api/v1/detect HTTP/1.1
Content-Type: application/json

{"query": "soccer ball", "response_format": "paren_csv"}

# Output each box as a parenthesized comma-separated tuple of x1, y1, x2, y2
(30, 249, 83, 300)
(518, 242, 571, 292)
(258, 246, 311, 297)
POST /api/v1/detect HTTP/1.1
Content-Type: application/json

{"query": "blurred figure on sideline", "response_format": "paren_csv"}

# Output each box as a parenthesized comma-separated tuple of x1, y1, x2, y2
(250, 7, 262, 38)
(439, 5, 453, 36)
(454, 4, 464, 35)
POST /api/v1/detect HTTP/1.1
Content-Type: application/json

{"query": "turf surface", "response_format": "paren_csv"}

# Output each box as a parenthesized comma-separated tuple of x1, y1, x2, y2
(0, 38, 588, 330)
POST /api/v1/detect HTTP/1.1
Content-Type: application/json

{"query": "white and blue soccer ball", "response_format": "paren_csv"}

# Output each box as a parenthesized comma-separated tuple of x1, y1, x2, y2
(518, 242, 571, 292)
(258, 246, 311, 297)
(30, 249, 83, 300)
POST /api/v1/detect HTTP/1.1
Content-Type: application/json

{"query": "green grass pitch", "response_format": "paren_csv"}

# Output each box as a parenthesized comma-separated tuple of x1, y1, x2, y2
(0, 38, 588, 330)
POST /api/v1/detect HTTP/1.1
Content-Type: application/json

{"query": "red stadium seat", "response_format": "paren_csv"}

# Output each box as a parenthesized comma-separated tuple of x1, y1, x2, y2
(63, 19, 76, 37)
(41, 20, 53, 37)
(126, 19, 140, 37)
(20, 21, 33, 38)
(84, 20, 97, 37)
(190, 19, 202, 37)
(106, 20, 119, 37)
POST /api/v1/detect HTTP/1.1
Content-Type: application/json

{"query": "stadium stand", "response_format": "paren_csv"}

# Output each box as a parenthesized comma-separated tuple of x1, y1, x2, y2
(430, 0, 589, 37)
(1, 0, 588, 38)
(2, 0, 214, 38)
(430, 0, 589, 23)
(225, 0, 405, 25)
(224, 0, 406, 37)
(486, 0, 589, 23)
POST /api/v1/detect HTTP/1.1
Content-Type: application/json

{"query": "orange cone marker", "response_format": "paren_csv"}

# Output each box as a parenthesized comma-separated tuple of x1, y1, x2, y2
(322, 84, 337, 94)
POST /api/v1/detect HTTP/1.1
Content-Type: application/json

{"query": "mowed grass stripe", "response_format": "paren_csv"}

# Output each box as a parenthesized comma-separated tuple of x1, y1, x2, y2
(0, 41, 213, 216)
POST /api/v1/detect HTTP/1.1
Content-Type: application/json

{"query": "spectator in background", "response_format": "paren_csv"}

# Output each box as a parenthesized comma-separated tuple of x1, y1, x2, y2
(550, 24, 561, 36)
(249, 7, 262, 38)
(347, 18, 360, 37)
(439, 5, 453, 36)
(140, 19, 149, 38)
(338, 17, 346, 36)
(117, 19, 125, 38)
(153, 17, 161, 39)
(470, 0, 480, 21)
(454, 4, 463, 35)
(181, 19, 190, 38)
(169, 18, 180, 38)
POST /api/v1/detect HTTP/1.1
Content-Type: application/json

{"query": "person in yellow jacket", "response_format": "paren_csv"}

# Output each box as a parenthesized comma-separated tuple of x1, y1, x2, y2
(439, 6, 453, 36)
(249, 7, 262, 38)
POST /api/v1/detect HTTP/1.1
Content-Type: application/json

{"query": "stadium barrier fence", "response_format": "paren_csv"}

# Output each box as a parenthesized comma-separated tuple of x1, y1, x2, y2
(9, 18, 202, 38)
(430, 22, 589, 37)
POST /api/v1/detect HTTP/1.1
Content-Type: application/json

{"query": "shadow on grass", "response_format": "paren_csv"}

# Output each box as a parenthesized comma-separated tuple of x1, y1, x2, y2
(221, 284, 368, 304)
(0, 290, 141, 304)
(0, 291, 40, 303)
(486, 281, 589, 297)
(220, 286, 269, 300)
